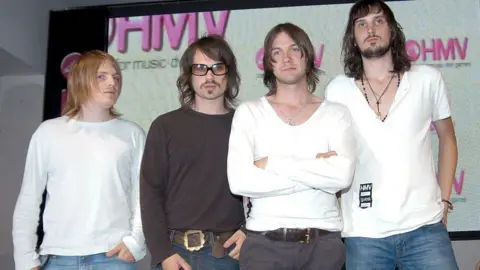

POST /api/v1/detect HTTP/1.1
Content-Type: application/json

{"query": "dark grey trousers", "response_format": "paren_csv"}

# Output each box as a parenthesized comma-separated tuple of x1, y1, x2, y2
(239, 231, 345, 270)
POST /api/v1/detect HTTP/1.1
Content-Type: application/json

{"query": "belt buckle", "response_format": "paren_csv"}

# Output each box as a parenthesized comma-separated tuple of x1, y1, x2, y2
(305, 229, 311, 244)
(305, 228, 312, 244)
(183, 230, 205, 251)
(298, 229, 311, 244)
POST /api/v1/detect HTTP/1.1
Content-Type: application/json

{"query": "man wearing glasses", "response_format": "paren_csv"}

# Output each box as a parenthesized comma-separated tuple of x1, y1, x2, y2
(140, 35, 246, 270)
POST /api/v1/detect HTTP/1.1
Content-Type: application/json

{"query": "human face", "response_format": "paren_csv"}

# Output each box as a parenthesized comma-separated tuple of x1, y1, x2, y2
(90, 60, 121, 109)
(270, 32, 307, 86)
(190, 50, 228, 102)
(354, 10, 391, 59)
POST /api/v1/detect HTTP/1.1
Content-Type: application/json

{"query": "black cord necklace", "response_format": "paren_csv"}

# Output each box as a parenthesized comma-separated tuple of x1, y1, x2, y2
(360, 73, 400, 122)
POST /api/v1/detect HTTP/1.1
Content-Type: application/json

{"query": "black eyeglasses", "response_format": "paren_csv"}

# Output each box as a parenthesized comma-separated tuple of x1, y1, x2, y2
(191, 63, 228, 76)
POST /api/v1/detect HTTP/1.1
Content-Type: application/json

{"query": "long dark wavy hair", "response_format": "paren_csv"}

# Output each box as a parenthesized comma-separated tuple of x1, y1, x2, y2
(176, 35, 241, 109)
(342, 0, 411, 79)
(263, 23, 321, 95)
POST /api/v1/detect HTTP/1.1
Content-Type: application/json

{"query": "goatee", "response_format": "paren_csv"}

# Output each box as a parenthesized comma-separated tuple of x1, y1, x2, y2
(360, 44, 391, 59)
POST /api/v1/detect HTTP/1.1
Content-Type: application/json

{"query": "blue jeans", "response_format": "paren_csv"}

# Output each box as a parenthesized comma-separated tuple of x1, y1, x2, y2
(344, 222, 458, 270)
(152, 240, 239, 270)
(40, 253, 136, 269)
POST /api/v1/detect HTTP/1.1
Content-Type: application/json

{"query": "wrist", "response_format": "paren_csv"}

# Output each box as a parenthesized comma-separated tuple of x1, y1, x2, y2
(442, 199, 453, 211)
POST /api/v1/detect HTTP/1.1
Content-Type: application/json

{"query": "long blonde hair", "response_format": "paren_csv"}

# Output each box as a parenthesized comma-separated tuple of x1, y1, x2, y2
(62, 50, 122, 118)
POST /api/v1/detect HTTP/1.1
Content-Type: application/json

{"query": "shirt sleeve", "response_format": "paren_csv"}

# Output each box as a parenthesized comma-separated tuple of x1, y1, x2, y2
(227, 103, 310, 198)
(140, 119, 174, 267)
(122, 128, 147, 261)
(12, 128, 47, 270)
(266, 108, 356, 194)
(431, 69, 452, 121)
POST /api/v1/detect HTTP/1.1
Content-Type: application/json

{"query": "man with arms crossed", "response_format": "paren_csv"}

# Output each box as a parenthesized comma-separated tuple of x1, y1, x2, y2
(13, 50, 146, 270)
(227, 23, 355, 270)
(325, 0, 459, 269)
(140, 35, 246, 270)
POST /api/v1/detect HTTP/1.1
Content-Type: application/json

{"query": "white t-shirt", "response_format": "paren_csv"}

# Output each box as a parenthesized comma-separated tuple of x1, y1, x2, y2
(13, 116, 146, 270)
(227, 96, 356, 232)
(324, 65, 451, 238)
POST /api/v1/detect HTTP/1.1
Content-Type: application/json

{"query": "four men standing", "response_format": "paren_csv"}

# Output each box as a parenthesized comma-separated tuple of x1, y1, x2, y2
(12, 0, 459, 269)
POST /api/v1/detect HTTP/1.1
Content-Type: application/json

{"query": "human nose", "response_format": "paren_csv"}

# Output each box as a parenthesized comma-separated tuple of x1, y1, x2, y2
(367, 23, 375, 35)
(283, 50, 292, 63)
(205, 69, 215, 79)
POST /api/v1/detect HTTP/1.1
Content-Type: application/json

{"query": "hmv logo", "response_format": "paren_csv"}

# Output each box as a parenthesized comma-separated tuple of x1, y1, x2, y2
(406, 37, 470, 68)
(359, 183, 373, 209)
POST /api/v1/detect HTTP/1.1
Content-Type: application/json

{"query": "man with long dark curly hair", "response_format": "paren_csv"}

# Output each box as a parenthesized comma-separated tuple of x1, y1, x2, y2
(325, 1, 459, 269)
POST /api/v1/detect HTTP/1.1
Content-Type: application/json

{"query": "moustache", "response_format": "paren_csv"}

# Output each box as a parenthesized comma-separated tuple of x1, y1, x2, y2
(365, 35, 380, 42)
(201, 81, 220, 88)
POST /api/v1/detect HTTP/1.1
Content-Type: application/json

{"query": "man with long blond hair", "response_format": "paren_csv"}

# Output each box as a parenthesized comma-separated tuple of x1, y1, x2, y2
(12, 50, 146, 270)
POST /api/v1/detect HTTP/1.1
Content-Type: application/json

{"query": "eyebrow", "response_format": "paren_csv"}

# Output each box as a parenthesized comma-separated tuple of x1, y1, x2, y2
(97, 71, 118, 76)
(270, 43, 298, 51)
(356, 14, 385, 22)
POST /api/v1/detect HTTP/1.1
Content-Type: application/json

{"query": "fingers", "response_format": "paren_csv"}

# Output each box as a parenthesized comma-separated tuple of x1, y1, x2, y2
(223, 239, 233, 248)
(118, 249, 135, 262)
(228, 245, 241, 259)
(178, 257, 192, 270)
(223, 233, 239, 248)
(326, 151, 337, 157)
(108, 243, 134, 262)
(316, 151, 337, 158)
(106, 245, 121, 257)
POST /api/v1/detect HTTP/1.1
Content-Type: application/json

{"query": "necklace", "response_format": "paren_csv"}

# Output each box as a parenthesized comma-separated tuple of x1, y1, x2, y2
(360, 73, 400, 122)
(276, 102, 308, 126)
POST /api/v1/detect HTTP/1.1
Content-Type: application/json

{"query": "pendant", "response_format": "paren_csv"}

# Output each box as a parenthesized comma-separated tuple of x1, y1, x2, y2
(376, 111, 381, 119)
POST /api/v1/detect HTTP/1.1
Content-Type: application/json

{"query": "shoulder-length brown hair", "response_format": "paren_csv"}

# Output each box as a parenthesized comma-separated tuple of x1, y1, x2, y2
(176, 35, 240, 109)
(62, 50, 122, 118)
(342, 0, 411, 79)
(263, 23, 321, 95)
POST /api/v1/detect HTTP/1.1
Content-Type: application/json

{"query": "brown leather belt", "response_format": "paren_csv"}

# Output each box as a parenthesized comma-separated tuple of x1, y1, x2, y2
(247, 228, 330, 243)
(169, 230, 236, 257)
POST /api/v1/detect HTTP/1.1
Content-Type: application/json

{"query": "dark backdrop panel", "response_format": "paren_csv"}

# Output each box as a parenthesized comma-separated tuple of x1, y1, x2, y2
(38, 8, 109, 249)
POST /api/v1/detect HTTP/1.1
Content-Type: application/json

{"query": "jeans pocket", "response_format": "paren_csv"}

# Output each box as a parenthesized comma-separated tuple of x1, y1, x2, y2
(40, 255, 52, 269)
(115, 256, 136, 264)
(105, 253, 136, 265)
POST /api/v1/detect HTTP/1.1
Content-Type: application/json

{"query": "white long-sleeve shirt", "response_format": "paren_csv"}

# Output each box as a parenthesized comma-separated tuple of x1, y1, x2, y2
(12, 116, 146, 270)
(227, 97, 355, 232)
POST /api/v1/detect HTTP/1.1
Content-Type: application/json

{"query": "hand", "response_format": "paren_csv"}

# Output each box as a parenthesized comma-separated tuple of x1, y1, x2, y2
(442, 201, 452, 225)
(223, 230, 246, 260)
(106, 241, 135, 262)
(254, 157, 268, 169)
(316, 151, 337, 159)
(30, 267, 40, 270)
(161, 254, 191, 270)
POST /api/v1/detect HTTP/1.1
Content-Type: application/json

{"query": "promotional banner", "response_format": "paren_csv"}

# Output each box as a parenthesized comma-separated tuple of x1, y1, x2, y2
(107, 0, 480, 234)
(41, 8, 109, 247)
